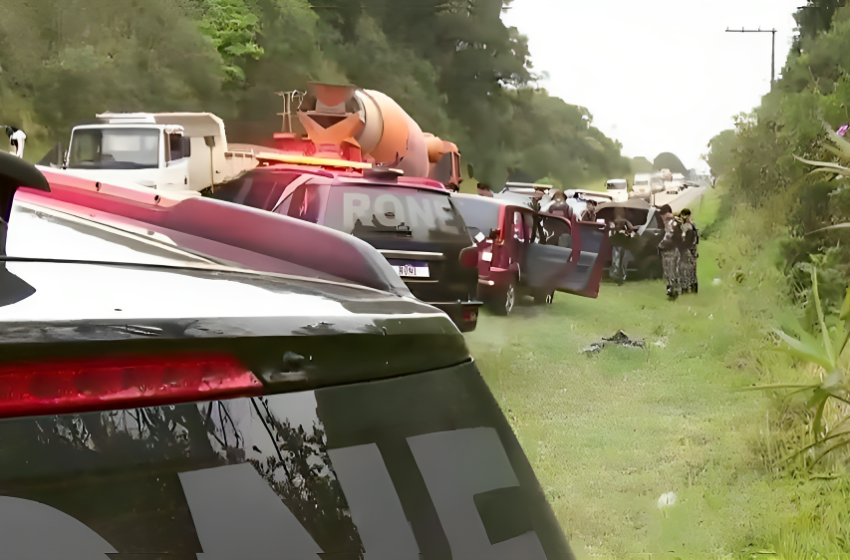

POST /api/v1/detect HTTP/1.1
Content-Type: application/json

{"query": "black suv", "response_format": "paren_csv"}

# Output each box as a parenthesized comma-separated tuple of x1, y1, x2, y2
(208, 165, 482, 332)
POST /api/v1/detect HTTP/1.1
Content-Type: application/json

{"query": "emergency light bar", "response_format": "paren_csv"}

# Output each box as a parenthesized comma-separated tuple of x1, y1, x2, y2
(256, 152, 374, 170)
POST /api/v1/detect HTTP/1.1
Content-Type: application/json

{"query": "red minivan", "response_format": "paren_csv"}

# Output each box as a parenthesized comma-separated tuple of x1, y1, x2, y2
(452, 194, 611, 315)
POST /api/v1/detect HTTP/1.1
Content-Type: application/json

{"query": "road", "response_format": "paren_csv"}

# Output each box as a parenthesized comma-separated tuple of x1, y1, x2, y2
(653, 185, 708, 212)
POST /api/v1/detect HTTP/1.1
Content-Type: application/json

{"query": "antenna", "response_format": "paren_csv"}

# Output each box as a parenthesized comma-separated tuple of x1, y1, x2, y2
(275, 90, 305, 133)
(726, 27, 778, 84)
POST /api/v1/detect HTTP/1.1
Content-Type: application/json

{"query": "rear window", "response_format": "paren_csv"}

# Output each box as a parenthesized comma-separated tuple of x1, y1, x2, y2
(209, 170, 302, 211)
(0, 362, 570, 559)
(452, 196, 502, 239)
(323, 185, 469, 244)
(7, 201, 214, 267)
(606, 181, 627, 190)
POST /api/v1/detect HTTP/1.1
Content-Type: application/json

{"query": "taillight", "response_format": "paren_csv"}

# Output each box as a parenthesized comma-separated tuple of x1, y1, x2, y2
(0, 353, 263, 419)
(459, 246, 479, 268)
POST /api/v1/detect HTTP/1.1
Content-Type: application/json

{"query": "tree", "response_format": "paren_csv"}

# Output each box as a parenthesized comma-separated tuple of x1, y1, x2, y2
(653, 152, 688, 174)
(705, 129, 737, 179)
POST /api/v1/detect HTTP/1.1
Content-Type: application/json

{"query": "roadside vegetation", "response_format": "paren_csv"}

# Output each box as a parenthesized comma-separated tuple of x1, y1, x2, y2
(468, 185, 850, 559)
(0, 0, 633, 190)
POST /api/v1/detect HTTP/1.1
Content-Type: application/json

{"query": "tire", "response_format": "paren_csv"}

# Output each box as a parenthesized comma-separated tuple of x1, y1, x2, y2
(488, 279, 516, 316)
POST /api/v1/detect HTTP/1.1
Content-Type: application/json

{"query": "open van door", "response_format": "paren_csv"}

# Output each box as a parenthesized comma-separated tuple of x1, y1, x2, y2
(524, 215, 611, 299)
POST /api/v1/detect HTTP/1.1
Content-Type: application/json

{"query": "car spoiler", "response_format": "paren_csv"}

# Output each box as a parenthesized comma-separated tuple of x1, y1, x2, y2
(19, 168, 413, 298)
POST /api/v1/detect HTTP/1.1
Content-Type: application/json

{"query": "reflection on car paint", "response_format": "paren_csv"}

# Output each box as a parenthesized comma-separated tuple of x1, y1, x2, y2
(408, 428, 547, 560)
(0, 496, 118, 558)
(0, 366, 566, 558)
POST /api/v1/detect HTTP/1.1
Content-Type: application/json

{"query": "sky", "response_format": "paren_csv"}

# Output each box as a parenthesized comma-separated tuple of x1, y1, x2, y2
(502, 0, 802, 171)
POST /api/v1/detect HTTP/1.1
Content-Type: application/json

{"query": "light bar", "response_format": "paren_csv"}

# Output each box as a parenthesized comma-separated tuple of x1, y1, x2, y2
(256, 152, 373, 170)
(0, 353, 263, 419)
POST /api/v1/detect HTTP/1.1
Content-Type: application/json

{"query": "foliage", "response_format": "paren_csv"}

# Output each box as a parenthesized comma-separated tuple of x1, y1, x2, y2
(196, 0, 265, 83)
(756, 269, 850, 470)
(704, 128, 737, 179)
(0, 0, 629, 190)
(630, 156, 654, 174)
(652, 152, 688, 174)
(705, 7, 850, 310)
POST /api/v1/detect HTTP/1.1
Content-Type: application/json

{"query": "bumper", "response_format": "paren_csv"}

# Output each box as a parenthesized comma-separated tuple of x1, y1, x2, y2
(431, 301, 483, 333)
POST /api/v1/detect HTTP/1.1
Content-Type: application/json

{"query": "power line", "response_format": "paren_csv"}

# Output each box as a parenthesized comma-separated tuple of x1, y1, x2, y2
(725, 27, 778, 84)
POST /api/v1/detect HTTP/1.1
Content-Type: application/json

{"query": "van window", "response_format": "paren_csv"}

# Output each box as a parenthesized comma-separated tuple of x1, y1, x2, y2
(451, 196, 501, 239)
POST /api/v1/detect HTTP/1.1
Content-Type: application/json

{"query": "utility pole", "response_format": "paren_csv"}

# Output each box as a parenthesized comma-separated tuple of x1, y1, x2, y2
(726, 27, 778, 84)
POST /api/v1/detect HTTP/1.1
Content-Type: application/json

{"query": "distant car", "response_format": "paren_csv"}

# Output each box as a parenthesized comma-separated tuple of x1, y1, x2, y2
(208, 164, 482, 332)
(452, 194, 610, 314)
(0, 152, 575, 560)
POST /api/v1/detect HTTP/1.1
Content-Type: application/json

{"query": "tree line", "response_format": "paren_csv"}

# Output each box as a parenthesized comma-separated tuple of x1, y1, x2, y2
(0, 0, 632, 190)
(706, 0, 850, 313)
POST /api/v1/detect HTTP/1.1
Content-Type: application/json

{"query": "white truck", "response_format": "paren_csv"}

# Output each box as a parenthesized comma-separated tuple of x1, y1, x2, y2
(39, 112, 261, 193)
(631, 173, 663, 203)
(666, 172, 685, 195)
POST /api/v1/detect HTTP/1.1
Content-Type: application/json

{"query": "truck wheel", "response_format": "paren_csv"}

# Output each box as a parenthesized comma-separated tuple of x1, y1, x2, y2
(488, 280, 516, 316)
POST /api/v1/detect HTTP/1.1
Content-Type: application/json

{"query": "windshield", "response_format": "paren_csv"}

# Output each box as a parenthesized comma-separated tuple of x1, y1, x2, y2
(323, 185, 470, 245)
(606, 182, 627, 190)
(68, 127, 160, 169)
(452, 196, 502, 239)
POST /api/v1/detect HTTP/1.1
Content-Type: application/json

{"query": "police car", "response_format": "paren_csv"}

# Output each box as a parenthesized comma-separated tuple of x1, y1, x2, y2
(0, 152, 575, 559)
(208, 161, 482, 332)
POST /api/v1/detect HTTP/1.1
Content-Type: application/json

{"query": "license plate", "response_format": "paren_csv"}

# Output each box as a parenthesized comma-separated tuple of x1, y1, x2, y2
(394, 262, 430, 278)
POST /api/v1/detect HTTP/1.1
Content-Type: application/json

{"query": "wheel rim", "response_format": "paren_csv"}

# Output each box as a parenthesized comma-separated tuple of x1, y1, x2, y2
(505, 284, 515, 314)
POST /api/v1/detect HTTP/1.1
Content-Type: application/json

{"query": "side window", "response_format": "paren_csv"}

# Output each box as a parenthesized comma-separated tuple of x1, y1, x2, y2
(542, 217, 571, 247)
(168, 134, 189, 161)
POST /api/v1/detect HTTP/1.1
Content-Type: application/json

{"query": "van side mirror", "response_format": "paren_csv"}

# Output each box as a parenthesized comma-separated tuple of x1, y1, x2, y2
(489, 228, 501, 239)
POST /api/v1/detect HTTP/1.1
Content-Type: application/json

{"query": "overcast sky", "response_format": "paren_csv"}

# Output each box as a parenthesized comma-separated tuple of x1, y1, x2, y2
(502, 0, 802, 171)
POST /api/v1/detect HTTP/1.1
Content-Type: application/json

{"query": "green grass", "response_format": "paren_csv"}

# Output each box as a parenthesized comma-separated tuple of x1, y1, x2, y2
(464, 188, 829, 558)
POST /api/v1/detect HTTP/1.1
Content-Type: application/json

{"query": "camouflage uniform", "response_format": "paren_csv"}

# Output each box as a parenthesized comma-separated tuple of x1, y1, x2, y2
(678, 218, 699, 292)
(659, 214, 684, 297)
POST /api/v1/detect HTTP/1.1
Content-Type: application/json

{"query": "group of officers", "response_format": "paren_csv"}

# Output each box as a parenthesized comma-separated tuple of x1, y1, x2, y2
(606, 203, 699, 298)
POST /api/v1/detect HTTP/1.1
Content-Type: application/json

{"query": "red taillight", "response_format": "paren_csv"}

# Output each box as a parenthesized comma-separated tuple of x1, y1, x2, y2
(462, 306, 479, 324)
(459, 246, 479, 268)
(0, 353, 263, 419)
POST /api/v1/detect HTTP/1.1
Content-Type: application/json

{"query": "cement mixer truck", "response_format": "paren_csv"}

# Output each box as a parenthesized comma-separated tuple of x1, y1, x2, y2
(256, 83, 462, 189)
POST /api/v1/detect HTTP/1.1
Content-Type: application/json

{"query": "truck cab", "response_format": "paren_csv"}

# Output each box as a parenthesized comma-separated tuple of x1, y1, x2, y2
(55, 113, 260, 193)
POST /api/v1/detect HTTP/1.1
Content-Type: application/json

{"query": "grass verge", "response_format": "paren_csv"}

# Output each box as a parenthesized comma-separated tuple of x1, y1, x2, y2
(465, 186, 841, 559)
